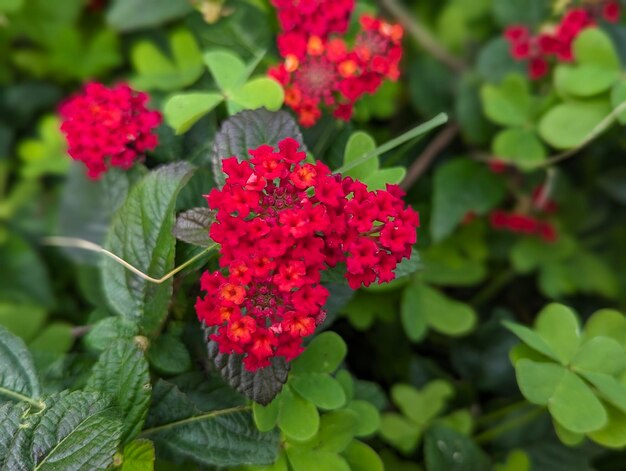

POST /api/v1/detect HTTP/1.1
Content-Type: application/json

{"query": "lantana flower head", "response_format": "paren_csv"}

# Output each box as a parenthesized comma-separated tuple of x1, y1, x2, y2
(196, 138, 418, 370)
(271, 0, 354, 40)
(59, 82, 161, 179)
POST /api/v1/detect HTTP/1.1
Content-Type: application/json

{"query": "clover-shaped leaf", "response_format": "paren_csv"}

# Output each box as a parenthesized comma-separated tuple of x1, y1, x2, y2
(18, 115, 68, 178)
(343, 131, 405, 190)
(481, 74, 533, 127)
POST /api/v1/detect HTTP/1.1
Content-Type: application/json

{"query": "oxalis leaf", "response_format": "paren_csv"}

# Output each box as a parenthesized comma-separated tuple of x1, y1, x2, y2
(172, 207, 216, 247)
(101, 162, 196, 335)
(0, 390, 123, 470)
(0, 325, 40, 405)
(203, 325, 289, 405)
(143, 378, 280, 467)
(86, 339, 152, 444)
(210, 108, 305, 187)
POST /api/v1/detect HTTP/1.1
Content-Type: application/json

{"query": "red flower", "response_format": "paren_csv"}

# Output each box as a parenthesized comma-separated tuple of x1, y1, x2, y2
(59, 82, 161, 179)
(602, 1, 621, 22)
(197, 138, 419, 371)
(271, 0, 354, 40)
(489, 210, 558, 243)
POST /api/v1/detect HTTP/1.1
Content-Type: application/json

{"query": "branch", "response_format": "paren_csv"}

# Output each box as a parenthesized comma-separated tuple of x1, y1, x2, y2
(400, 122, 459, 189)
(379, 0, 467, 73)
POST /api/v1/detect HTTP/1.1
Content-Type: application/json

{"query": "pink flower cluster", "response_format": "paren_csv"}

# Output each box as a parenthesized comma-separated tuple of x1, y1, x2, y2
(59, 83, 161, 179)
(196, 138, 418, 370)
(504, 2, 620, 80)
(272, 0, 354, 40)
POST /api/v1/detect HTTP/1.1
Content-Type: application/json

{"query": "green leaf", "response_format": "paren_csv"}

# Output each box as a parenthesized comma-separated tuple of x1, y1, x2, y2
(172, 207, 216, 247)
(17, 115, 68, 178)
(343, 131, 378, 181)
(131, 29, 203, 91)
(424, 425, 491, 471)
(402, 281, 476, 337)
(580, 372, 626, 413)
(437, 409, 473, 436)
(229, 77, 285, 112)
(611, 79, 626, 124)
(211, 109, 305, 187)
(342, 440, 384, 471)
(364, 167, 406, 190)
(516, 360, 607, 433)
(29, 322, 73, 369)
(204, 50, 248, 93)
(84, 316, 139, 352)
(107, 0, 193, 32)
(286, 448, 350, 471)
(539, 99, 611, 150)
(492, 128, 546, 170)
(584, 309, 626, 346)
(145, 379, 279, 466)
(292, 332, 347, 374)
(534, 303, 581, 365)
(571, 337, 626, 376)
(589, 404, 626, 448)
(0, 0, 24, 13)
(0, 303, 46, 342)
(121, 439, 155, 471)
(102, 162, 196, 334)
(290, 373, 346, 410)
(87, 339, 151, 443)
(163, 92, 223, 134)
(278, 387, 320, 441)
(553, 420, 585, 447)
(147, 334, 191, 375)
(345, 400, 381, 437)
(492, 0, 550, 27)
(481, 74, 533, 127)
(0, 325, 40, 403)
(554, 29, 621, 97)
(392, 381, 453, 426)
(0, 391, 123, 470)
(431, 159, 506, 241)
(253, 399, 280, 432)
(314, 409, 358, 452)
(205, 325, 289, 405)
(379, 413, 422, 453)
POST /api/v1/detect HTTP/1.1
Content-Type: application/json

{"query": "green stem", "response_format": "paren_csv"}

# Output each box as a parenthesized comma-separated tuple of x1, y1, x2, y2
(0, 386, 45, 410)
(475, 400, 530, 427)
(140, 405, 251, 436)
(470, 269, 516, 307)
(334, 113, 448, 175)
(474, 407, 544, 444)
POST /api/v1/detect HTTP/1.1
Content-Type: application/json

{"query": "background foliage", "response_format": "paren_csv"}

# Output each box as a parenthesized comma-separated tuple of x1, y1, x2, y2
(1, 0, 626, 470)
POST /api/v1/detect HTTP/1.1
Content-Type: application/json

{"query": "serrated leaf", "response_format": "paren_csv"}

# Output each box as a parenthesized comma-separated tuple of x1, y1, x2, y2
(102, 162, 196, 334)
(146, 334, 191, 375)
(84, 317, 139, 352)
(164, 92, 223, 134)
(172, 207, 216, 247)
(0, 325, 40, 403)
(204, 325, 289, 405)
(145, 379, 279, 466)
(210, 109, 305, 187)
(87, 339, 151, 443)
(1, 391, 123, 470)
(121, 439, 155, 471)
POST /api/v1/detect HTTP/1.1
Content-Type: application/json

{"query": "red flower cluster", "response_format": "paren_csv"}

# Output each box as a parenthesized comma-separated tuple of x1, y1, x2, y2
(272, 0, 354, 41)
(504, 3, 620, 80)
(489, 211, 557, 242)
(269, 15, 403, 126)
(59, 82, 161, 179)
(196, 138, 418, 370)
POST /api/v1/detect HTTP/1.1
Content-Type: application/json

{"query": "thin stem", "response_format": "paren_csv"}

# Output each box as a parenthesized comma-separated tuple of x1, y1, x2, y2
(140, 405, 251, 436)
(474, 406, 544, 444)
(534, 167, 557, 211)
(379, 0, 467, 72)
(335, 113, 448, 175)
(400, 122, 459, 190)
(0, 386, 45, 410)
(475, 400, 530, 427)
(41, 237, 217, 284)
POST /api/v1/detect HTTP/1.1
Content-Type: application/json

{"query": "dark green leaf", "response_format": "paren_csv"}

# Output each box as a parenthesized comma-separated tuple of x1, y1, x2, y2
(0, 325, 40, 403)
(107, 0, 193, 32)
(424, 425, 491, 471)
(147, 333, 192, 375)
(172, 207, 215, 247)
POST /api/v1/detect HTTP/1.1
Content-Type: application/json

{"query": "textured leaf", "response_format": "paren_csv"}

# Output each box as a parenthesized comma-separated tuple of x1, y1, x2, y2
(107, 0, 193, 32)
(83, 317, 139, 352)
(431, 159, 506, 241)
(121, 439, 155, 471)
(0, 325, 40, 402)
(146, 333, 191, 375)
(210, 109, 305, 187)
(87, 339, 151, 443)
(172, 207, 216, 247)
(0, 391, 123, 470)
(102, 162, 195, 334)
(204, 325, 289, 405)
(145, 379, 279, 466)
